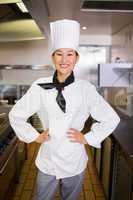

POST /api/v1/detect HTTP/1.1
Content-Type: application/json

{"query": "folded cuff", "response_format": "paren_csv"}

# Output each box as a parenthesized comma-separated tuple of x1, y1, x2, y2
(84, 132, 101, 148)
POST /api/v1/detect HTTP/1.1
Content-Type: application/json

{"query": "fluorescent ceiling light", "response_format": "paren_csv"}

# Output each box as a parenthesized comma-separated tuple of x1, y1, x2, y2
(81, 1, 133, 13)
(0, 0, 20, 3)
(16, 2, 28, 12)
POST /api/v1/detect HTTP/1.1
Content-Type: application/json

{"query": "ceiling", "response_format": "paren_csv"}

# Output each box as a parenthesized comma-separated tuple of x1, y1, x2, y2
(0, 1, 44, 41)
(0, 0, 133, 41)
(47, 0, 133, 35)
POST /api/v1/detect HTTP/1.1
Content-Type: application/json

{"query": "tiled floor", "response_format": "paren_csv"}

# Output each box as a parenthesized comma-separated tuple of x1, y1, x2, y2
(9, 143, 105, 200)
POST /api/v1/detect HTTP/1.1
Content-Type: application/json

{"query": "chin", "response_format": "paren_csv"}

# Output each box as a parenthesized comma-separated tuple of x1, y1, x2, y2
(60, 67, 73, 72)
(60, 70, 72, 75)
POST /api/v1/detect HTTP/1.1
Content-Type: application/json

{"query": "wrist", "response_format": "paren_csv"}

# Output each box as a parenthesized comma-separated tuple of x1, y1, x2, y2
(83, 136, 88, 144)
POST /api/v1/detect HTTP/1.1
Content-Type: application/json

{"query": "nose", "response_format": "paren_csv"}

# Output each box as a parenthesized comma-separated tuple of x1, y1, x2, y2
(61, 54, 67, 63)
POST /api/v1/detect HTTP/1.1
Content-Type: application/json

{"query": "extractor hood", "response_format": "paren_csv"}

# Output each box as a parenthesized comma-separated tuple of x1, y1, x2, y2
(0, 65, 53, 70)
(81, 0, 133, 13)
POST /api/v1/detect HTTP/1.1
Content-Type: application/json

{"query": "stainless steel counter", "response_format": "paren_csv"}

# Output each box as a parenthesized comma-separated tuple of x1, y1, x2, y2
(0, 105, 27, 200)
(112, 108, 133, 168)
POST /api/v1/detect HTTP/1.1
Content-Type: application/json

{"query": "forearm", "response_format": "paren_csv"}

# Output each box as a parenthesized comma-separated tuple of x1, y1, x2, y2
(9, 81, 42, 143)
(9, 112, 40, 143)
(84, 114, 120, 148)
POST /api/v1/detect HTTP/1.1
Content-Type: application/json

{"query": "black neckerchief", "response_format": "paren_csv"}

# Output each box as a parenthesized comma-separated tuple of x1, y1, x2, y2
(38, 71, 75, 113)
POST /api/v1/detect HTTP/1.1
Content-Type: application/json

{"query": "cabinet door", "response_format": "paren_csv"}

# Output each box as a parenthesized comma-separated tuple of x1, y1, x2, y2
(101, 137, 113, 199)
(92, 147, 96, 161)
(111, 146, 133, 200)
(0, 147, 17, 200)
(95, 148, 102, 176)
(17, 142, 27, 176)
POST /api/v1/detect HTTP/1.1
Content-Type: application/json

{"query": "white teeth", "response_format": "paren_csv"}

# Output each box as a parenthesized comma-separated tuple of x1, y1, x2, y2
(60, 64, 68, 68)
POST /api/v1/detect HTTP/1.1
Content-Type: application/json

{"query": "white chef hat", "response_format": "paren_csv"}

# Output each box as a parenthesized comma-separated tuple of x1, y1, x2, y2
(49, 19, 80, 54)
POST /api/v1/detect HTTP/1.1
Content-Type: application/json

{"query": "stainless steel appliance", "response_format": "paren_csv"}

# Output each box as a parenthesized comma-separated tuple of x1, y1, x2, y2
(0, 111, 18, 200)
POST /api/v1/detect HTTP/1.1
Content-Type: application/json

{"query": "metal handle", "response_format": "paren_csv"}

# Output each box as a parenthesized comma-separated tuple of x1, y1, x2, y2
(0, 113, 6, 118)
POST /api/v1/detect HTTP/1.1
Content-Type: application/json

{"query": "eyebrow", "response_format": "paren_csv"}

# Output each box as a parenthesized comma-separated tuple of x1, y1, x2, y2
(56, 50, 74, 53)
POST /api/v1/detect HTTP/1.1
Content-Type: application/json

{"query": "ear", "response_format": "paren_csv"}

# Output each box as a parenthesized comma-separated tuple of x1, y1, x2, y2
(51, 54, 55, 64)
(76, 54, 80, 63)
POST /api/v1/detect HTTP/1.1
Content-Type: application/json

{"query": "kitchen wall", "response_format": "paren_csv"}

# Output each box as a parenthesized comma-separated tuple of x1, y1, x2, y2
(80, 34, 111, 46)
(0, 39, 51, 65)
(0, 39, 54, 85)
(0, 69, 54, 85)
(0, 34, 111, 65)
(111, 22, 133, 115)
(111, 22, 133, 62)
(0, 34, 111, 85)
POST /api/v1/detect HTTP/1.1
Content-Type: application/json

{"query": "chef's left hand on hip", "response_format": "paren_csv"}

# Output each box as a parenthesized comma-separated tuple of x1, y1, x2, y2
(67, 128, 87, 144)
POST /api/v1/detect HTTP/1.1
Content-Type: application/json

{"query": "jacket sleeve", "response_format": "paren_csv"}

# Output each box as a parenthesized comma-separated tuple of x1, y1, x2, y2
(9, 81, 41, 143)
(84, 84, 120, 148)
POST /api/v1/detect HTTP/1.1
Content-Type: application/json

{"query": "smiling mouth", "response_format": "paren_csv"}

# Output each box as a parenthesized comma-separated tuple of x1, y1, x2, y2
(60, 64, 69, 68)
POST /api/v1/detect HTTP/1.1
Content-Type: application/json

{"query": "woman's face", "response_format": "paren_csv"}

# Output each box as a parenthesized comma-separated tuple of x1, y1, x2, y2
(52, 48, 79, 77)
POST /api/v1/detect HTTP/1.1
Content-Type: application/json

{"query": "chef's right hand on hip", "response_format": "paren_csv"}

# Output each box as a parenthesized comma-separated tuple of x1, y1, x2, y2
(35, 129, 50, 143)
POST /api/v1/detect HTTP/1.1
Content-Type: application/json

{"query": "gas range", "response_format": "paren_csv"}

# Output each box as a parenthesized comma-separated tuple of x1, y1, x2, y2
(0, 113, 14, 149)
(0, 130, 17, 172)
(0, 122, 15, 153)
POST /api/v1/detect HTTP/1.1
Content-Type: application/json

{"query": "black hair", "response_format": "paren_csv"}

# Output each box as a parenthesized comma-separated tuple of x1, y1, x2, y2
(52, 50, 79, 56)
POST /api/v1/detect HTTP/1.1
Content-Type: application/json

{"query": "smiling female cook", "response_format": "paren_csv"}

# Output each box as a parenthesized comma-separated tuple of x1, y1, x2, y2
(9, 19, 120, 200)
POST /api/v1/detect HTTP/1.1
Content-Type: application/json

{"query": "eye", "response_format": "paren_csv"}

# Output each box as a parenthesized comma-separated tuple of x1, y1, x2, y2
(68, 53, 73, 56)
(56, 52, 62, 56)
(55, 51, 62, 56)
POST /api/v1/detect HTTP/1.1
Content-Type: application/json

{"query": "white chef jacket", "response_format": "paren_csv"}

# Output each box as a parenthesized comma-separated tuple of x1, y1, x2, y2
(9, 76, 120, 179)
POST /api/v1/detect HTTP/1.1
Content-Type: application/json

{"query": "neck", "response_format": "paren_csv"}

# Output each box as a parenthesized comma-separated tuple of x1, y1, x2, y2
(57, 72, 71, 83)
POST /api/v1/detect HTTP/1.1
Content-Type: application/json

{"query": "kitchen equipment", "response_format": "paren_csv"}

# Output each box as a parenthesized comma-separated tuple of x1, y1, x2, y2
(0, 112, 18, 200)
